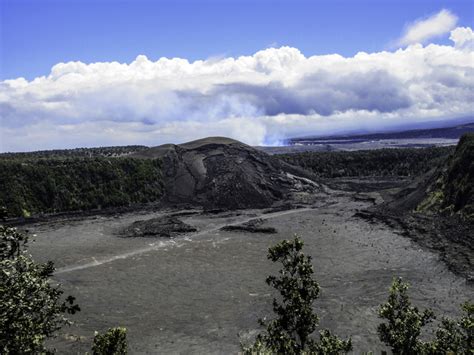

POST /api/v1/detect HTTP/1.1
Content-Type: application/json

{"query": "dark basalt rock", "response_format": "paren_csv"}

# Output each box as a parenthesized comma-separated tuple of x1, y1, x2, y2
(132, 137, 319, 210)
(120, 216, 197, 238)
(220, 218, 277, 234)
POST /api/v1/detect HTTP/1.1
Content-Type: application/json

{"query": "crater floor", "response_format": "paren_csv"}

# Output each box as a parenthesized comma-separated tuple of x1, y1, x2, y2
(27, 191, 473, 353)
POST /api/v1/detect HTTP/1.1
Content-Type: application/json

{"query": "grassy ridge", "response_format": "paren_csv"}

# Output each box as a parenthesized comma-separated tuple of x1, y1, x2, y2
(277, 146, 453, 178)
(0, 157, 163, 217)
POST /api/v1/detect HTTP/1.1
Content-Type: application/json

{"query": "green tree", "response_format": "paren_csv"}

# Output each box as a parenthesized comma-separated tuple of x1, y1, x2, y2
(92, 327, 128, 355)
(245, 235, 351, 354)
(377, 277, 434, 354)
(0, 209, 80, 354)
(426, 301, 473, 354)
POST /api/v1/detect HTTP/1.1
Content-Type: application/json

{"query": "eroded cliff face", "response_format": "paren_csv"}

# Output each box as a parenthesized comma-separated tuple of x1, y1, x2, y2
(132, 137, 320, 210)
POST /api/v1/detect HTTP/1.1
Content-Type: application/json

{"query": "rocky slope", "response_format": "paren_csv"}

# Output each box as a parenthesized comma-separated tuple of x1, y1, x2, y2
(418, 133, 474, 219)
(356, 133, 474, 279)
(132, 137, 319, 210)
(366, 133, 474, 220)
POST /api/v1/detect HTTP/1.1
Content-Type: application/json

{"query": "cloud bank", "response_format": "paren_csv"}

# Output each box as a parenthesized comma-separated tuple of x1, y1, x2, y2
(1, 26, 473, 151)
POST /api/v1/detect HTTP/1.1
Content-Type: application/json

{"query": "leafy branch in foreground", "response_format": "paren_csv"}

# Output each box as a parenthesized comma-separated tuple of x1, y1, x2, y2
(426, 301, 473, 354)
(0, 208, 80, 354)
(378, 277, 473, 354)
(377, 277, 434, 354)
(244, 235, 351, 354)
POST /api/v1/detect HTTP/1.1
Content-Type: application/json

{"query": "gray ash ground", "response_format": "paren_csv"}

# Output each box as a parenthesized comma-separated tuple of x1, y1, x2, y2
(26, 181, 473, 354)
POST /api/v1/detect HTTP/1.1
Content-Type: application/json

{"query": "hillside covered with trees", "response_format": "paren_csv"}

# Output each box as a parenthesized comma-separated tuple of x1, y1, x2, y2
(277, 146, 453, 178)
(0, 145, 148, 160)
(0, 157, 163, 217)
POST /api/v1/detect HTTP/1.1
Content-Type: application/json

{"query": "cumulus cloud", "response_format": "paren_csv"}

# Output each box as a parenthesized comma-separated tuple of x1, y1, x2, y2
(450, 27, 474, 50)
(1, 26, 474, 151)
(397, 9, 458, 46)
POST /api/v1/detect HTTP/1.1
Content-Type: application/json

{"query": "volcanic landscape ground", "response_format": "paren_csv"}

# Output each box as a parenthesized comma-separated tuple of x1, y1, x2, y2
(25, 179, 473, 354)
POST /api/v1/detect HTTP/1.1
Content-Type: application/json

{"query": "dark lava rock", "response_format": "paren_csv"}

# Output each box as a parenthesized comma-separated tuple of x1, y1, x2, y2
(220, 218, 277, 234)
(120, 216, 197, 238)
(132, 137, 319, 210)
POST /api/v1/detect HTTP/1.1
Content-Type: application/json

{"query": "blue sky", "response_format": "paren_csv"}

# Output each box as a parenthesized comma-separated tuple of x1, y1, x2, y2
(1, 0, 473, 80)
(0, 0, 473, 151)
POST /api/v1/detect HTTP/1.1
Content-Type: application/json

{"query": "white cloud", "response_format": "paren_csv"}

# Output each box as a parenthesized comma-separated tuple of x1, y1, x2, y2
(1, 27, 474, 152)
(450, 26, 474, 50)
(397, 9, 458, 46)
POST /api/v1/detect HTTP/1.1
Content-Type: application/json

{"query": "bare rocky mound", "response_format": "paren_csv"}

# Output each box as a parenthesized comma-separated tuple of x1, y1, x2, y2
(132, 137, 319, 210)
(220, 218, 277, 234)
(120, 216, 197, 238)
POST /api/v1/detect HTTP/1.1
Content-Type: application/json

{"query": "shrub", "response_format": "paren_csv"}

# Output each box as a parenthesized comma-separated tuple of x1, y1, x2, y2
(244, 235, 352, 354)
(0, 210, 80, 354)
(377, 277, 434, 354)
(426, 301, 473, 354)
(92, 327, 128, 355)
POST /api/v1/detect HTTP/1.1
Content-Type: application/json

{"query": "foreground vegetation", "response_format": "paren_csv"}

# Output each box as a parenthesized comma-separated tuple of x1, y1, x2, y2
(92, 327, 128, 355)
(0, 208, 80, 353)
(277, 146, 453, 178)
(0, 157, 163, 217)
(378, 278, 473, 354)
(243, 236, 352, 354)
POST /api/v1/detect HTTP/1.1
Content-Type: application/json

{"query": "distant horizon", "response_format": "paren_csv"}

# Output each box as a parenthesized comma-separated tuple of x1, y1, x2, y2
(1, 118, 472, 153)
(1, 0, 473, 152)
(287, 117, 474, 140)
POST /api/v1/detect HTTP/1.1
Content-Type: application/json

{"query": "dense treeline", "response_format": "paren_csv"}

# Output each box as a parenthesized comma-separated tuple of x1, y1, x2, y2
(277, 146, 454, 178)
(0, 158, 163, 217)
(0, 145, 148, 160)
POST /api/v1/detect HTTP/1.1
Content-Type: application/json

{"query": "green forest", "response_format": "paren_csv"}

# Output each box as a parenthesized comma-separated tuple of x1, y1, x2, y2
(277, 146, 453, 178)
(0, 158, 163, 217)
(0, 145, 148, 160)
